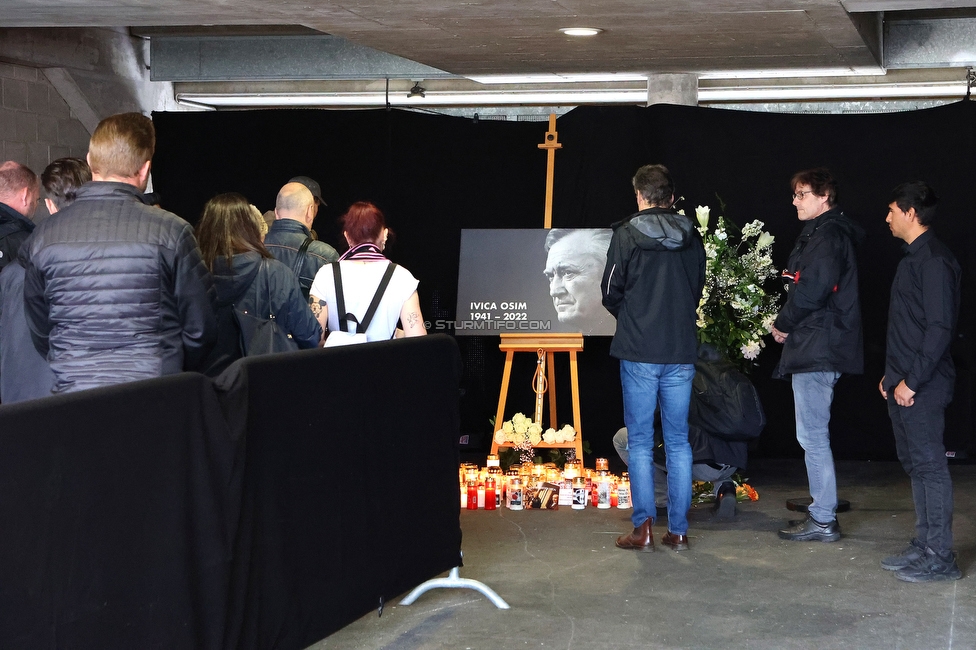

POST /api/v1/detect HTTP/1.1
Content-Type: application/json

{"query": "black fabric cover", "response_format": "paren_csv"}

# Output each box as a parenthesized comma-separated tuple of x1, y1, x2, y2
(0, 334, 463, 649)
(0, 372, 240, 649)
(152, 102, 975, 461)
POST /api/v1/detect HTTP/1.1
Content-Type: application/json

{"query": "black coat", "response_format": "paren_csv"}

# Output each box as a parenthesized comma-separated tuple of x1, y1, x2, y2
(211, 251, 322, 350)
(774, 207, 864, 377)
(20, 182, 217, 393)
(0, 202, 34, 272)
(602, 207, 706, 364)
(0, 261, 55, 403)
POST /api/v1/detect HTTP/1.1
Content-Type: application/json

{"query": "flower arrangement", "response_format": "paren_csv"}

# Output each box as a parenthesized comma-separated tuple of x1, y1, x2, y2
(692, 204, 781, 366)
(493, 412, 577, 465)
(691, 474, 760, 504)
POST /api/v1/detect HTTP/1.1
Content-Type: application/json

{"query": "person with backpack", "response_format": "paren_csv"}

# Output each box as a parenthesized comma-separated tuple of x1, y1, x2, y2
(264, 178, 339, 298)
(196, 192, 322, 360)
(309, 201, 426, 345)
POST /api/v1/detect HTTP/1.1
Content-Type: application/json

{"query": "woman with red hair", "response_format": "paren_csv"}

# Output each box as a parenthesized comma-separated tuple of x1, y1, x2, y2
(309, 201, 426, 343)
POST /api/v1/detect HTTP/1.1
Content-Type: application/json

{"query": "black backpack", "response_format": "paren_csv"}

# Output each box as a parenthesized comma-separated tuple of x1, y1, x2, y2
(689, 350, 766, 441)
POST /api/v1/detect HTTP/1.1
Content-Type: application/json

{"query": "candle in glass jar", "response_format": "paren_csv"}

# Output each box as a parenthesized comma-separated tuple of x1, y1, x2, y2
(508, 478, 524, 510)
(595, 458, 609, 472)
(597, 472, 612, 509)
(486, 454, 500, 467)
(617, 472, 632, 509)
(466, 481, 478, 510)
(485, 477, 497, 510)
(572, 477, 587, 510)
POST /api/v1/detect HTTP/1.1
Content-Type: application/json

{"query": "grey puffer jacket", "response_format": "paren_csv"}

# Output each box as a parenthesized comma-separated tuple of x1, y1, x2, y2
(20, 181, 217, 393)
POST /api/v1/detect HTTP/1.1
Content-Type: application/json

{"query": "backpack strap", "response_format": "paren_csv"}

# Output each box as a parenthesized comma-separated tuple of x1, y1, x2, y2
(357, 262, 396, 334)
(331, 261, 397, 335)
(291, 237, 312, 277)
(332, 262, 350, 333)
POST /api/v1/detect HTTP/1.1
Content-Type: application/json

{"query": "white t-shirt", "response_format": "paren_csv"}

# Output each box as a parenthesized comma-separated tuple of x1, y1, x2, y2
(309, 260, 420, 342)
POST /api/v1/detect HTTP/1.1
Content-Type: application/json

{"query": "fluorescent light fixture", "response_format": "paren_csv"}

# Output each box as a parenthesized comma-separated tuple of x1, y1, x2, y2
(559, 27, 602, 36)
(176, 80, 968, 109)
(469, 72, 647, 84)
(699, 67, 884, 80)
(701, 82, 968, 101)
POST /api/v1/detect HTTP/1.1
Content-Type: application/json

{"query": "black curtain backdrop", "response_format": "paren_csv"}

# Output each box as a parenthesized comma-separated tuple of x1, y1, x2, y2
(153, 102, 976, 462)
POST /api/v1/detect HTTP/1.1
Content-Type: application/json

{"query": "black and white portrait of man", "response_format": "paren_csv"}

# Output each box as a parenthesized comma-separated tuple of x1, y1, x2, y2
(543, 228, 615, 335)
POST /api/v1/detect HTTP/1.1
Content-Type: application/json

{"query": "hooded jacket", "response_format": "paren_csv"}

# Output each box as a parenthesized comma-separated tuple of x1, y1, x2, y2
(20, 181, 217, 393)
(773, 206, 864, 377)
(602, 207, 706, 364)
(211, 251, 322, 350)
(0, 201, 34, 272)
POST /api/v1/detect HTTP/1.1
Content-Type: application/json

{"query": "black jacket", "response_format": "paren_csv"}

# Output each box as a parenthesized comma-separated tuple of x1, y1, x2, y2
(0, 202, 34, 272)
(774, 207, 864, 377)
(211, 252, 322, 350)
(263, 219, 339, 296)
(602, 207, 706, 364)
(20, 181, 217, 393)
(0, 261, 55, 403)
(883, 230, 960, 402)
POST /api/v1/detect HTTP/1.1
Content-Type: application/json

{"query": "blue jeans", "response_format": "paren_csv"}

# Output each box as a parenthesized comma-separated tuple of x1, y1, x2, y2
(620, 361, 694, 534)
(888, 393, 953, 554)
(792, 371, 841, 523)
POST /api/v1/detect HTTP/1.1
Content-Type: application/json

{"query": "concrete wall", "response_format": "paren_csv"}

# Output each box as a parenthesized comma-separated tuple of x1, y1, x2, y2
(0, 60, 91, 175)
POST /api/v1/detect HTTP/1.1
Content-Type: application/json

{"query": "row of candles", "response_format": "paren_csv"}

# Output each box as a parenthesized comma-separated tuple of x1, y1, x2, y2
(460, 456, 632, 511)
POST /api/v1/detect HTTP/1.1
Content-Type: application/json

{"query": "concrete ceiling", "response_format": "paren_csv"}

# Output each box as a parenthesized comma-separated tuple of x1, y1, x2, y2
(3, 0, 974, 77)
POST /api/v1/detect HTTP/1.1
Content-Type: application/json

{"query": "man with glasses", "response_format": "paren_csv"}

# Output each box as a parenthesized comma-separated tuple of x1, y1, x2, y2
(771, 167, 864, 542)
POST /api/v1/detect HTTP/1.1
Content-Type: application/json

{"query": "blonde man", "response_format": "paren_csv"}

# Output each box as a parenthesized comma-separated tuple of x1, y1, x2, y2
(20, 112, 216, 394)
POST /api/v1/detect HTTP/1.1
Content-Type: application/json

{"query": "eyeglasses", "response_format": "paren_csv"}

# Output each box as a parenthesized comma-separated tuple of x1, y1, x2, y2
(792, 190, 816, 201)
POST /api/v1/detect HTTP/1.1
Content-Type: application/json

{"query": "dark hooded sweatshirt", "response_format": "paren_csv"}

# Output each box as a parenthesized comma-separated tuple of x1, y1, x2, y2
(211, 251, 322, 350)
(602, 207, 706, 364)
(773, 206, 865, 377)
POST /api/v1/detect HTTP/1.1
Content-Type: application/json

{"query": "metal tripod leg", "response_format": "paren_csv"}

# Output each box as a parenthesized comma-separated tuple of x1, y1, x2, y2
(399, 565, 510, 609)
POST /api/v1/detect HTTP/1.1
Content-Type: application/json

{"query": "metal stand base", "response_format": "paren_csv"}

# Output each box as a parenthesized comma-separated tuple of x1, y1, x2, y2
(399, 566, 510, 609)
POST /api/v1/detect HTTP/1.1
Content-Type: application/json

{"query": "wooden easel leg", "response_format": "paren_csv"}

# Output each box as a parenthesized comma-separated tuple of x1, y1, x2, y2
(569, 351, 583, 461)
(547, 351, 558, 430)
(491, 351, 516, 457)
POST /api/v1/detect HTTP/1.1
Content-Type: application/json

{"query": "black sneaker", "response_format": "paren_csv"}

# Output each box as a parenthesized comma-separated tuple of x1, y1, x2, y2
(895, 548, 961, 583)
(778, 515, 841, 542)
(712, 481, 736, 519)
(881, 538, 926, 571)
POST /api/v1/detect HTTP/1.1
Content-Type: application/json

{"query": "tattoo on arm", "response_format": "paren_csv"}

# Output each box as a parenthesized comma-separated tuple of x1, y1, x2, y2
(309, 296, 327, 317)
(405, 311, 422, 329)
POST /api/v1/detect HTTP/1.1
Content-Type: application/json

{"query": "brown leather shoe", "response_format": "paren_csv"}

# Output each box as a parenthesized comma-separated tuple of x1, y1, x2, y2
(616, 518, 654, 552)
(661, 531, 689, 551)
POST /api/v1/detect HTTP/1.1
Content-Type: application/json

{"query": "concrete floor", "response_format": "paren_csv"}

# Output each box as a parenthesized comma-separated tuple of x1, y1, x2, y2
(312, 459, 976, 649)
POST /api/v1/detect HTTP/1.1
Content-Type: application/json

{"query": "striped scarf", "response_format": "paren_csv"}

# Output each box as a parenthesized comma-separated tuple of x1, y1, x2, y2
(339, 242, 386, 261)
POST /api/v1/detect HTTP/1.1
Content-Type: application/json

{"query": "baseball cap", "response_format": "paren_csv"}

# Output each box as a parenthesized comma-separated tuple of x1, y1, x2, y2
(289, 175, 326, 206)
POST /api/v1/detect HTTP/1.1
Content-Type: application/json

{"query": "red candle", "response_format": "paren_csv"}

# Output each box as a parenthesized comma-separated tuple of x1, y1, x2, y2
(485, 477, 497, 510)
(466, 481, 478, 510)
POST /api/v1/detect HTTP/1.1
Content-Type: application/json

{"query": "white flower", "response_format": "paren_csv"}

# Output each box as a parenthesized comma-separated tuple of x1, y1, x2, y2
(740, 341, 762, 360)
(715, 229, 727, 241)
(529, 429, 542, 446)
(756, 232, 775, 249)
(527, 423, 543, 438)
(677, 208, 686, 215)
(695, 205, 710, 229)
(502, 421, 514, 434)
(494, 430, 507, 444)
(559, 424, 576, 440)
(762, 314, 776, 332)
(542, 429, 556, 444)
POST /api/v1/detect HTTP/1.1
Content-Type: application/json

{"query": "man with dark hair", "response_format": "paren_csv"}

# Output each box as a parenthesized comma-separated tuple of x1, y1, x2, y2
(20, 113, 216, 394)
(0, 161, 40, 271)
(264, 178, 338, 299)
(0, 158, 91, 403)
(772, 167, 864, 542)
(879, 181, 962, 582)
(602, 164, 705, 552)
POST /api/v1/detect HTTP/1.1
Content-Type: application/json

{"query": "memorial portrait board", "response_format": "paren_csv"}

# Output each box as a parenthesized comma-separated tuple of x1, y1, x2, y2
(454, 228, 615, 336)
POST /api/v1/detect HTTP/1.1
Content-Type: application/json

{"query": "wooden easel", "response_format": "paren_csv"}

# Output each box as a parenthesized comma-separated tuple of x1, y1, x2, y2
(490, 115, 585, 461)
(490, 333, 584, 461)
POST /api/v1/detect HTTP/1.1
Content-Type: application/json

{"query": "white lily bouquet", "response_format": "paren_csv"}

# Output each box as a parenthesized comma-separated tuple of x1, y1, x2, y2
(693, 205, 781, 365)
(494, 412, 577, 464)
